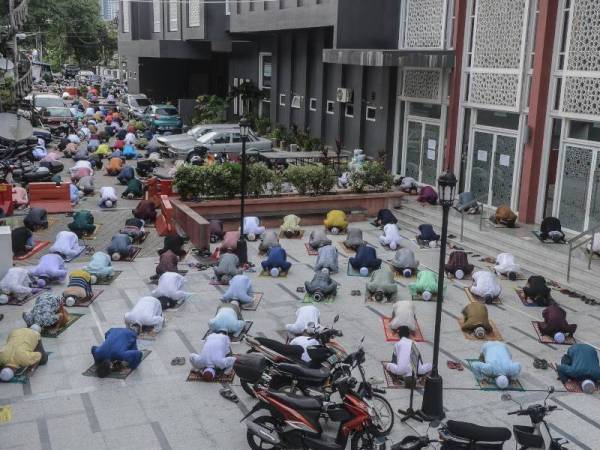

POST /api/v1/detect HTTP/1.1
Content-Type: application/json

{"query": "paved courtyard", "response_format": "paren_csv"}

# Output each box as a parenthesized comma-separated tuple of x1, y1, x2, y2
(0, 159, 599, 449)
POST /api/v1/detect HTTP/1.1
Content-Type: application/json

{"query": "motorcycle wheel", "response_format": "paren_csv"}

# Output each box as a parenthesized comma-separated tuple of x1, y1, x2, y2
(246, 415, 281, 450)
(350, 430, 382, 450)
(369, 394, 394, 436)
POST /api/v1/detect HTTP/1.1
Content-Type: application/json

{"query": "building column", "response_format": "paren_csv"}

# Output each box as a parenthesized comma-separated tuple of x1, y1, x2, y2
(444, 0, 468, 172)
(518, 0, 559, 223)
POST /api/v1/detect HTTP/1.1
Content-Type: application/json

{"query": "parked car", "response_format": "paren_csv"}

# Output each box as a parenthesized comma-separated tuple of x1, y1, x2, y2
(118, 94, 151, 120)
(39, 107, 76, 136)
(158, 123, 238, 153)
(19, 93, 68, 126)
(62, 64, 80, 78)
(184, 128, 272, 162)
(142, 104, 183, 133)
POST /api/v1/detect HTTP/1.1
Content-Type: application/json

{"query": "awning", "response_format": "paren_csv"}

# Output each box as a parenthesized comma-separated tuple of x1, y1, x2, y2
(322, 48, 454, 68)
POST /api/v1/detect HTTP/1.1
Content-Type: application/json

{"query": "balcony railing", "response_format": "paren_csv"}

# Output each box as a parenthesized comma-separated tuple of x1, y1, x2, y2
(10, 0, 29, 30)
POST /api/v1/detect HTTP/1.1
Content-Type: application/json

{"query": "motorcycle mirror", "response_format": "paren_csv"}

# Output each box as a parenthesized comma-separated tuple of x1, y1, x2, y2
(548, 386, 555, 394)
(501, 393, 512, 402)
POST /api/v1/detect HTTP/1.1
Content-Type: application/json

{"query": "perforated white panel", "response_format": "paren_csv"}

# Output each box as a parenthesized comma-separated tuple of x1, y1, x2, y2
(402, 70, 441, 100)
(404, 0, 445, 49)
(122, 0, 130, 33)
(169, 0, 178, 31)
(469, 73, 520, 107)
(153, 0, 161, 32)
(188, 0, 201, 27)
(566, 0, 600, 71)
(562, 77, 600, 116)
(473, 0, 526, 69)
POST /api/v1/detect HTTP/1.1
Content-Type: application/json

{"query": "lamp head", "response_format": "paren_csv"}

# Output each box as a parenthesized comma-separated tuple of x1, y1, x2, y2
(437, 171, 457, 207)
(239, 117, 251, 138)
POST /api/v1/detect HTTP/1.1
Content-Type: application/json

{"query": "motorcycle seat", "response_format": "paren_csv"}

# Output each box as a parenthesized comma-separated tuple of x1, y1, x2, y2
(255, 337, 303, 360)
(269, 390, 322, 411)
(277, 363, 330, 382)
(446, 420, 511, 443)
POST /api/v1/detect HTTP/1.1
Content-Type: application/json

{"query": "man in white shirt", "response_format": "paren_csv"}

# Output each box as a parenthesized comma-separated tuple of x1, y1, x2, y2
(221, 275, 253, 306)
(98, 186, 118, 208)
(243, 216, 265, 240)
(124, 296, 165, 333)
(124, 131, 136, 146)
(190, 333, 236, 381)
(379, 223, 404, 250)
(286, 305, 321, 336)
(151, 272, 189, 305)
(385, 329, 431, 378)
(470, 271, 502, 303)
(494, 253, 520, 280)
(289, 335, 319, 363)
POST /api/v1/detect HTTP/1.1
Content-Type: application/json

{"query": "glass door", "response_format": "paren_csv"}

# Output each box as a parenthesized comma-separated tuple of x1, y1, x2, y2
(469, 130, 517, 207)
(557, 145, 594, 231)
(402, 119, 441, 185)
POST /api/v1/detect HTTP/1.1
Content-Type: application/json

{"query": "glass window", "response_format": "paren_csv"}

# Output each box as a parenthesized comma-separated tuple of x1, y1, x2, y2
(279, 94, 286, 106)
(156, 107, 178, 116)
(231, 133, 242, 143)
(153, 0, 161, 32)
(476, 110, 520, 130)
(188, 0, 201, 27)
(309, 98, 317, 111)
(408, 102, 441, 119)
(168, 0, 178, 31)
(345, 104, 354, 118)
(260, 54, 272, 90)
(326, 101, 335, 114)
(366, 106, 376, 121)
(568, 120, 600, 143)
(213, 134, 230, 144)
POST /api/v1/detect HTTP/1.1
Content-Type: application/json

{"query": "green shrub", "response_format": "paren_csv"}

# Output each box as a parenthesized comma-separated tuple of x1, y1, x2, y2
(205, 163, 241, 199)
(174, 164, 203, 200)
(348, 161, 392, 193)
(247, 162, 280, 197)
(284, 164, 336, 196)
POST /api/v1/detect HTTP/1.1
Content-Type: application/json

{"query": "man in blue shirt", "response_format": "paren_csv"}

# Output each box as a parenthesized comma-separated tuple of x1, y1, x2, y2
(91, 328, 142, 378)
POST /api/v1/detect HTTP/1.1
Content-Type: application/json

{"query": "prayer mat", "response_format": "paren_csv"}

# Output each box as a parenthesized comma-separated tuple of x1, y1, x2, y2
(347, 264, 372, 277)
(137, 322, 165, 341)
(82, 349, 151, 379)
(186, 369, 235, 383)
(364, 291, 395, 304)
(61, 246, 92, 263)
(241, 293, 263, 311)
(121, 246, 142, 262)
(209, 278, 229, 286)
(1, 292, 37, 306)
(94, 270, 123, 285)
(192, 252, 218, 267)
(302, 292, 335, 304)
(515, 288, 545, 307)
(496, 271, 526, 281)
(479, 256, 496, 264)
(278, 230, 304, 239)
(458, 319, 504, 341)
(73, 289, 104, 307)
(465, 287, 502, 305)
(465, 359, 524, 391)
(13, 240, 50, 261)
(203, 321, 253, 343)
(492, 222, 520, 229)
(532, 230, 566, 244)
(304, 243, 318, 256)
(380, 362, 426, 389)
(385, 261, 418, 281)
(532, 321, 576, 345)
(381, 316, 424, 342)
(259, 269, 288, 278)
(41, 313, 84, 338)
(549, 364, 599, 393)
(81, 224, 102, 240)
(46, 217, 59, 228)
(414, 238, 440, 249)
(411, 292, 438, 302)
(8, 366, 36, 384)
(336, 242, 355, 257)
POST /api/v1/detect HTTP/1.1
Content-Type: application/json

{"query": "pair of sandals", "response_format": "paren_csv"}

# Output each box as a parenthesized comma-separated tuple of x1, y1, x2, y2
(220, 387, 239, 403)
(447, 360, 464, 371)
(170, 357, 185, 366)
(534, 358, 549, 370)
(351, 290, 362, 296)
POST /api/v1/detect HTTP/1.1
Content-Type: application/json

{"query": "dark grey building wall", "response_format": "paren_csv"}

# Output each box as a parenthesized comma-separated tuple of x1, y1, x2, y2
(336, 0, 400, 49)
(341, 65, 363, 151)
(307, 29, 326, 138)
(323, 63, 342, 145)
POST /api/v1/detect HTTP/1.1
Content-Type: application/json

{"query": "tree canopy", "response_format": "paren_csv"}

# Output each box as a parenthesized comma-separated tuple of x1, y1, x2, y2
(24, 0, 117, 69)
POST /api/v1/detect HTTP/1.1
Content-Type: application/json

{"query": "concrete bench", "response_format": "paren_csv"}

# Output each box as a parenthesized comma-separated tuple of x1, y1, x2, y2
(28, 182, 72, 213)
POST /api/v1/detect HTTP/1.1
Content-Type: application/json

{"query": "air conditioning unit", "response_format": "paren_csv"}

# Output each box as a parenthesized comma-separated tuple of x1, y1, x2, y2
(336, 88, 353, 103)
(291, 95, 303, 109)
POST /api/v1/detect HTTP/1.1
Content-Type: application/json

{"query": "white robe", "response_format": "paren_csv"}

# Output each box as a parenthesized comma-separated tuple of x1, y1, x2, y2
(400, 177, 417, 190)
(190, 333, 236, 371)
(99, 186, 118, 202)
(69, 160, 94, 178)
(379, 223, 403, 247)
(151, 272, 188, 302)
(588, 233, 600, 253)
(49, 231, 84, 258)
(221, 275, 253, 305)
(386, 338, 432, 377)
(124, 132, 137, 145)
(290, 336, 320, 363)
(470, 271, 502, 298)
(494, 253, 520, 274)
(389, 301, 416, 331)
(243, 217, 265, 236)
(124, 296, 164, 330)
(67, 134, 81, 144)
(0, 267, 33, 297)
(286, 305, 320, 335)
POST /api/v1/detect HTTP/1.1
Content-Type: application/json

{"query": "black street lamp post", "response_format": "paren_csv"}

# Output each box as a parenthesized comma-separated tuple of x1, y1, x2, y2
(420, 171, 457, 421)
(237, 117, 251, 265)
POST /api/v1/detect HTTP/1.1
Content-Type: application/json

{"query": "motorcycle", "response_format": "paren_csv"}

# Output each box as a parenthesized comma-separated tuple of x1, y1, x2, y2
(243, 373, 388, 450)
(236, 339, 395, 437)
(504, 387, 568, 450)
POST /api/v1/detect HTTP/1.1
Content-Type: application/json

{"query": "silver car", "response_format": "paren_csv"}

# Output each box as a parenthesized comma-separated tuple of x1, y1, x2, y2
(183, 128, 272, 161)
(158, 123, 237, 152)
(118, 94, 151, 120)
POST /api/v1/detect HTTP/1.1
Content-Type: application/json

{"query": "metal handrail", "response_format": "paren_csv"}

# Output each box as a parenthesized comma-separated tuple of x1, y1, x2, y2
(566, 223, 600, 282)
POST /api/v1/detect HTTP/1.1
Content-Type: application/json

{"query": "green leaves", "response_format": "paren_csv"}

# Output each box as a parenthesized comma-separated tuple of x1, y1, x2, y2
(192, 95, 227, 125)
(348, 161, 393, 193)
(284, 165, 336, 196)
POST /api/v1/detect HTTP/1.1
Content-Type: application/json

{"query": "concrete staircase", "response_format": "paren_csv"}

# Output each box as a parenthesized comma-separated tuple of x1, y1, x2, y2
(392, 197, 600, 299)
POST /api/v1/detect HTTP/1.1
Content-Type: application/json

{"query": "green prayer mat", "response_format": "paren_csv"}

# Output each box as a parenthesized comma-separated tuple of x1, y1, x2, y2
(465, 359, 524, 391)
(82, 349, 151, 379)
(347, 264, 372, 277)
(41, 313, 85, 338)
(94, 270, 123, 285)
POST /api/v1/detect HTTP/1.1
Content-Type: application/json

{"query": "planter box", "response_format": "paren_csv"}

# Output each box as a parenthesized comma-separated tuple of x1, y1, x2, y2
(172, 191, 404, 250)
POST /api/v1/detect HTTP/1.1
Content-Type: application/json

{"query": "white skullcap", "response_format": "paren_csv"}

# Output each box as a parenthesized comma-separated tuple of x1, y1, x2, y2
(65, 296, 76, 307)
(105, 200, 113, 208)
(403, 268, 412, 278)
(389, 241, 397, 250)
(455, 269, 464, 280)
(112, 253, 121, 261)
(270, 268, 280, 278)
(554, 332, 565, 344)
(90, 275, 97, 284)
(0, 367, 14, 382)
(359, 267, 369, 277)
(422, 291, 432, 301)
(0, 294, 8, 305)
(30, 324, 42, 333)
(474, 327, 486, 339)
(331, 227, 340, 235)
(429, 241, 437, 248)
(582, 379, 595, 394)
(496, 375, 509, 389)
